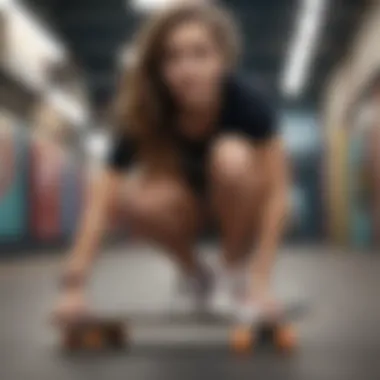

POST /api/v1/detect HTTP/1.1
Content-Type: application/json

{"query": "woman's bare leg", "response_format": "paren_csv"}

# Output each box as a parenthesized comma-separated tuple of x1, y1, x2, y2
(117, 170, 202, 276)
(207, 136, 264, 313)
(208, 136, 260, 267)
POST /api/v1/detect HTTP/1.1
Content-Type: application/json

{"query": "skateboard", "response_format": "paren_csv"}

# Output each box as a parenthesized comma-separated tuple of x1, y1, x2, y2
(55, 303, 306, 354)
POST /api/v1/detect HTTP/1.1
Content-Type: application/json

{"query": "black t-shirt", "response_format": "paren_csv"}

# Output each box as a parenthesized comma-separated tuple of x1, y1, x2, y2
(107, 74, 278, 172)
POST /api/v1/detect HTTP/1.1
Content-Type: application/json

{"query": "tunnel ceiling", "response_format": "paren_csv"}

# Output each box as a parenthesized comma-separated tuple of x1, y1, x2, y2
(23, 0, 370, 111)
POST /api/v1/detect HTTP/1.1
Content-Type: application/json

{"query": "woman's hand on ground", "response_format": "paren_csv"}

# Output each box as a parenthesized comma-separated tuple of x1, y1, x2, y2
(52, 289, 88, 325)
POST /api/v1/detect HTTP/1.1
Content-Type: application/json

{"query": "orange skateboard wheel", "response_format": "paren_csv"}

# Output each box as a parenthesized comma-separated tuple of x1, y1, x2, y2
(230, 326, 255, 354)
(274, 325, 297, 352)
(83, 329, 103, 349)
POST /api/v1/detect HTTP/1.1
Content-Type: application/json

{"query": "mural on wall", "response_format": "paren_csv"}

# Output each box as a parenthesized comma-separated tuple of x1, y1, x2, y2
(348, 129, 372, 248)
(347, 98, 378, 249)
(29, 100, 70, 243)
(0, 116, 16, 200)
(29, 136, 64, 242)
(0, 112, 27, 242)
(0, 99, 89, 248)
(61, 154, 84, 238)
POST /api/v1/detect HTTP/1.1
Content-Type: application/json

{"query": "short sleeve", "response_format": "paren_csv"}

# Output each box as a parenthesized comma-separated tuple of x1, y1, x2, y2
(244, 91, 278, 141)
(107, 134, 137, 172)
(221, 76, 279, 142)
(241, 86, 278, 142)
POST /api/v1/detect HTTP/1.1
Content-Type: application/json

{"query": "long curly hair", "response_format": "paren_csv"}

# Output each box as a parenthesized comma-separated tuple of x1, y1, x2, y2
(114, 3, 240, 171)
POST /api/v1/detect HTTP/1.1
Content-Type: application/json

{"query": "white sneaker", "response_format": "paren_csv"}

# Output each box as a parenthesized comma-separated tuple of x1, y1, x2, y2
(209, 265, 246, 316)
(172, 267, 213, 313)
(236, 302, 263, 324)
(209, 280, 235, 315)
(236, 300, 281, 324)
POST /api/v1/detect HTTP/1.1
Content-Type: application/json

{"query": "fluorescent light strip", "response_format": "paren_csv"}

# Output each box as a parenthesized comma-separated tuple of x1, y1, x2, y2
(45, 88, 89, 126)
(8, 0, 67, 62)
(85, 131, 110, 160)
(130, 0, 206, 12)
(131, 0, 178, 12)
(282, 0, 328, 97)
(1, 0, 68, 94)
(0, 0, 13, 11)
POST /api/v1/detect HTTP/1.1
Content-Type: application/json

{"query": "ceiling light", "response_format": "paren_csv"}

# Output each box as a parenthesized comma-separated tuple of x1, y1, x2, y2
(0, 0, 13, 11)
(130, 0, 179, 12)
(130, 0, 207, 12)
(85, 131, 110, 161)
(2, 0, 67, 91)
(45, 88, 89, 126)
(281, 0, 328, 97)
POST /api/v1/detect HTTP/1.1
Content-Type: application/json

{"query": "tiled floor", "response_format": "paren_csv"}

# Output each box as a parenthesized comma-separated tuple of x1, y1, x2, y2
(1, 245, 380, 380)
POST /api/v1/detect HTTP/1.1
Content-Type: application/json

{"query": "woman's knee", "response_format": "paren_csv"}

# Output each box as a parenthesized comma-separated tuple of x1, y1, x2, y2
(209, 136, 255, 188)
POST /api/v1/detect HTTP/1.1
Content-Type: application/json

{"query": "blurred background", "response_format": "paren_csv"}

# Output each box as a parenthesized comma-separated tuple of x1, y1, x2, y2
(2, 0, 380, 378)
(1, 0, 380, 252)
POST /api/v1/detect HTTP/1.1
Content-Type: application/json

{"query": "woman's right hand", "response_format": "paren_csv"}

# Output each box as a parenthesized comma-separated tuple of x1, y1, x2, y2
(52, 288, 88, 325)
(52, 169, 121, 325)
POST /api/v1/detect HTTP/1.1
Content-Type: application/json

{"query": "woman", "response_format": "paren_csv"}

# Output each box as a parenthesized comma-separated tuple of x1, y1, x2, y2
(55, 3, 289, 321)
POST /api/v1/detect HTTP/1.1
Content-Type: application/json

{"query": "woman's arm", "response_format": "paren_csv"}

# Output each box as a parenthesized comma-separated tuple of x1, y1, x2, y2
(251, 137, 291, 297)
(62, 169, 124, 288)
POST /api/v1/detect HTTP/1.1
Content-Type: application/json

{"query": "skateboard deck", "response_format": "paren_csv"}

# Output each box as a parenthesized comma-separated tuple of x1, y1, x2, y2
(56, 302, 308, 353)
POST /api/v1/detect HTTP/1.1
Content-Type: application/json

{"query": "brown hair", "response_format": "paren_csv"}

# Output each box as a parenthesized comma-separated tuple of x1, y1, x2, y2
(115, 3, 240, 170)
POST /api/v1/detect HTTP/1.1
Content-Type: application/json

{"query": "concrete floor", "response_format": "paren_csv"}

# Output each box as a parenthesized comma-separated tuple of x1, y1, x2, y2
(1, 245, 380, 380)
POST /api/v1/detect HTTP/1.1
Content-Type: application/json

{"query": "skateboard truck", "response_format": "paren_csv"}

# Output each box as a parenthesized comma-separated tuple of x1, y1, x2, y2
(58, 317, 128, 352)
(230, 301, 308, 354)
